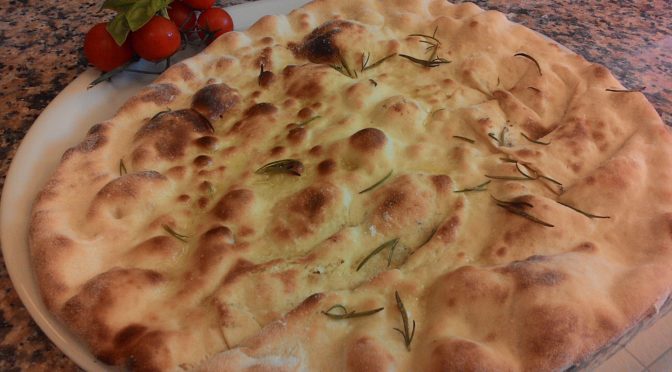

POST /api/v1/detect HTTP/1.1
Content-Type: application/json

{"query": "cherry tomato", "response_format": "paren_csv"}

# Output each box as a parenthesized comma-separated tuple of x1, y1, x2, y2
(130, 16, 182, 62)
(83, 23, 134, 72)
(168, 1, 197, 32)
(183, 0, 216, 10)
(197, 8, 234, 44)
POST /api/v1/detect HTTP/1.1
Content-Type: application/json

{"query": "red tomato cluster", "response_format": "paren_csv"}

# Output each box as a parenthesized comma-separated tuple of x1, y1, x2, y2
(84, 0, 234, 72)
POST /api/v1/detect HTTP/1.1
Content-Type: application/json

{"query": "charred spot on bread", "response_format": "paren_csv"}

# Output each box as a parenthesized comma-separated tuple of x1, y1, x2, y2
(191, 83, 241, 120)
(294, 20, 353, 64)
(349, 128, 387, 152)
(134, 109, 214, 160)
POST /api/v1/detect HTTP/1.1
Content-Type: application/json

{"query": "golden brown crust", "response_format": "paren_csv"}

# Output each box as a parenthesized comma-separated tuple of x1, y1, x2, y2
(29, 0, 672, 370)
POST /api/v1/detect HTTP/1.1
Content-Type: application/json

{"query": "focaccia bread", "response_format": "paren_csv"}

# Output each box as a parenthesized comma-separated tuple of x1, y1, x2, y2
(29, 0, 672, 370)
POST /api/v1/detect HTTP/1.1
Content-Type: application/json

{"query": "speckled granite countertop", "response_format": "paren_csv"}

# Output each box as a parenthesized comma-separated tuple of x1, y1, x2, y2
(0, 0, 670, 370)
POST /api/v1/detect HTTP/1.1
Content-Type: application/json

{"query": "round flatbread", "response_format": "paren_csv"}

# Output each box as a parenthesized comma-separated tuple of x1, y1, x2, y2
(30, 0, 672, 370)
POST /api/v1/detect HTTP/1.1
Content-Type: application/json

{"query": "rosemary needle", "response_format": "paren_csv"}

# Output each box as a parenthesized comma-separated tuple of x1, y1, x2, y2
(557, 201, 610, 219)
(514, 52, 542, 76)
(322, 304, 384, 319)
(119, 159, 127, 176)
(357, 238, 400, 271)
(255, 159, 304, 176)
(359, 170, 393, 194)
(393, 291, 416, 351)
(162, 224, 189, 242)
(454, 180, 491, 193)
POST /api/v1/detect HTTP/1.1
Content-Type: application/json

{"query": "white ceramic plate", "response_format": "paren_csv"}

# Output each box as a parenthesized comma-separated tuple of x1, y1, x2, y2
(0, 1, 310, 370)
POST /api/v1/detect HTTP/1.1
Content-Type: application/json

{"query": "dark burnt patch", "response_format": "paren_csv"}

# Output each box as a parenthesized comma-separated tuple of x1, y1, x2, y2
(134, 109, 213, 160)
(287, 127, 307, 144)
(431, 175, 452, 193)
(193, 136, 219, 150)
(256, 47, 274, 69)
(244, 102, 278, 117)
(293, 187, 329, 220)
(298, 107, 315, 120)
(114, 324, 147, 348)
(213, 189, 254, 222)
(309, 145, 323, 156)
(201, 225, 234, 245)
(76, 124, 109, 153)
(293, 20, 357, 64)
(317, 159, 336, 175)
(349, 128, 387, 152)
(191, 83, 241, 121)
(259, 70, 275, 87)
(193, 155, 212, 168)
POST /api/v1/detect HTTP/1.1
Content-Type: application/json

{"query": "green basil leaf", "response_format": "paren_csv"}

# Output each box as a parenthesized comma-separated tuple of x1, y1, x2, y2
(152, 0, 173, 10)
(125, 0, 154, 31)
(101, 0, 137, 12)
(106, 14, 131, 46)
(125, 0, 173, 31)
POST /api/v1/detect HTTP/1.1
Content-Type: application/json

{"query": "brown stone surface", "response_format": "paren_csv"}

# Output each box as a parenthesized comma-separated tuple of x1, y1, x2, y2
(0, 0, 669, 370)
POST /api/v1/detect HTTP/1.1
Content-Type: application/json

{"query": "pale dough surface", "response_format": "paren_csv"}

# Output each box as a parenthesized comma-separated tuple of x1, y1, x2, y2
(29, 0, 672, 370)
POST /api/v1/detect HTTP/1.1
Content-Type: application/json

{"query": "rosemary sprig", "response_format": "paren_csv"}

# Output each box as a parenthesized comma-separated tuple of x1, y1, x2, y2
(330, 54, 357, 79)
(88, 61, 134, 88)
(417, 27, 441, 57)
(500, 157, 518, 163)
(491, 195, 554, 227)
(393, 291, 416, 351)
(150, 108, 171, 121)
(521, 132, 550, 145)
(539, 175, 563, 187)
(453, 135, 475, 143)
(491, 195, 534, 209)
(399, 53, 451, 68)
(417, 227, 438, 249)
(162, 224, 189, 242)
(454, 180, 491, 193)
(119, 159, 127, 176)
(517, 163, 563, 187)
(400, 26, 451, 68)
(486, 162, 563, 191)
(255, 159, 304, 176)
(496, 203, 554, 227)
(606, 87, 645, 93)
(515, 162, 536, 179)
(361, 52, 397, 72)
(360, 170, 393, 194)
(89, 58, 170, 88)
(488, 126, 510, 147)
(431, 108, 446, 117)
(297, 116, 321, 127)
(357, 238, 400, 271)
(409, 28, 440, 43)
(486, 174, 531, 181)
(514, 52, 542, 76)
(322, 304, 384, 320)
(557, 201, 610, 219)
(488, 132, 501, 145)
